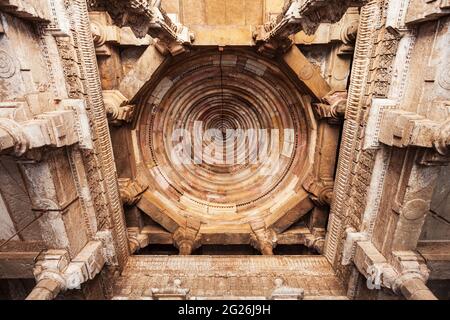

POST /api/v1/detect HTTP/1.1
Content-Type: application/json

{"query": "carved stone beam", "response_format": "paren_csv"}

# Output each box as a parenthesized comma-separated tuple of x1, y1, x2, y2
(379, 109, 450, 160)
(103, 90, 136, 125)
(283, 45, 332, 100)
(92, 0, 194, 56)
(172, 219, 201, 255)
(254, 0, 367, 55)
(405, 0, 450, 25)
(118, 44, 166, 101)
(26, 241, 105, 300)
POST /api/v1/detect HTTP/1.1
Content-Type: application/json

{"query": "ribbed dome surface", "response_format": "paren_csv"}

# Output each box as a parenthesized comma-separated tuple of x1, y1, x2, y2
(137, 49, 315, 225)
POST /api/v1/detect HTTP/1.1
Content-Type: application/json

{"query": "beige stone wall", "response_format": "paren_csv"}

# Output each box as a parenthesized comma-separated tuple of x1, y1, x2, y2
(163, 0, 285, 25)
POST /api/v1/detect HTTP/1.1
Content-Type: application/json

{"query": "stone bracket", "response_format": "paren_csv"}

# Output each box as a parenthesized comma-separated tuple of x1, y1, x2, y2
(118, 178, 149, 206)
(254, 0, 367, 55)
(0, 108, 91, 156)
(303, 175, 334, 207)
(352, 240, 435, 298)
(90, 0, 194, 56)
(0, 98, 94, 155)
(59, 99, 94, 150)
(172, 219, 201, 255)
(128, 227, 151, 254)
(363, 98, 398, 150)
(94, 230, 119, 266)
(32, 241, 106, 292)
(341, 228, 369, 266)
(90, 12, 153, 56)
(103, 90, 136, 125)
(250, 220, 277, 255)
(379, 109, 450, 160)
(312, 91, 347, 121)
(304, 228, 326, 254)
(294, 8, 359, 47)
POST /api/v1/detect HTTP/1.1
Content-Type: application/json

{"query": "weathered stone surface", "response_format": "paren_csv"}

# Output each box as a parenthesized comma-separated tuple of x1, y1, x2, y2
(112, 256, 346, 299)
(0, 0, 449, 301)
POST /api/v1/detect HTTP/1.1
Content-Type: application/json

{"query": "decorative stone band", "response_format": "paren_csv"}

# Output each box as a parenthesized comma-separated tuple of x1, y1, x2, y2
(26, 241, 106, 300)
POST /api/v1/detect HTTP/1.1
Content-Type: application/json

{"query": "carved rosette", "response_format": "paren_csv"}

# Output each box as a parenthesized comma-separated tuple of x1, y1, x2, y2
(0, 50, 16, 79)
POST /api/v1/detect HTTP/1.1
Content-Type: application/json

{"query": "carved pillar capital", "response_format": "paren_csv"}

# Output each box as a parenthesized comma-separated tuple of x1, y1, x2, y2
(352, 241, 437, 300)
(172, 220, 201, 255)
(118, 178, 148, 206)
(127, 227, 150, 253)
(30, 241, 106, 298)
(103, 90, 135, 125)
(250, 221, 277, 255)
(303, 175, 334, 207)
(304, 228, 326, 254)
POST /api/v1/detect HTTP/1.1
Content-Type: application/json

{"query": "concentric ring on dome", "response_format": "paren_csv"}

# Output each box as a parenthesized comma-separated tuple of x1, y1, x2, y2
(136, 49, 316, 226)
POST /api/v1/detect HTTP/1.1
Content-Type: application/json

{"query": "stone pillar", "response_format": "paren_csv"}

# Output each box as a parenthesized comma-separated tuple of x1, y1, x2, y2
(172, 220, 201, 255)
(399, 277, 437, 300)
(26, 278, 62, 300)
